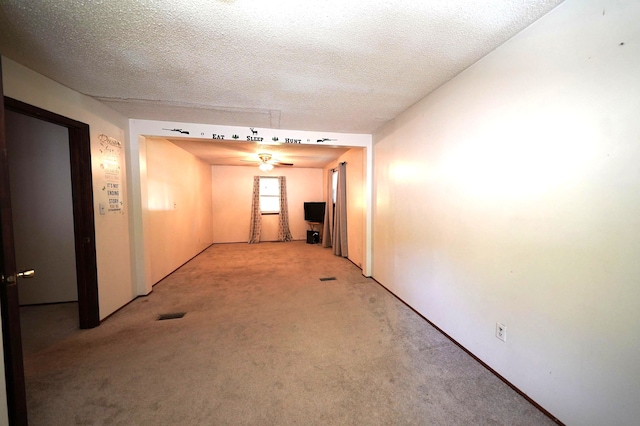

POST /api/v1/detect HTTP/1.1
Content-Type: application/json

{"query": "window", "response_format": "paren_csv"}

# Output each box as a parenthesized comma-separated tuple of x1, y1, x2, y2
(259, 176, 280, 214)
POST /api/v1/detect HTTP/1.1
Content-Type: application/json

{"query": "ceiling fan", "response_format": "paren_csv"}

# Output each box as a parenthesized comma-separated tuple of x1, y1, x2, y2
(245, 153, 294, 171)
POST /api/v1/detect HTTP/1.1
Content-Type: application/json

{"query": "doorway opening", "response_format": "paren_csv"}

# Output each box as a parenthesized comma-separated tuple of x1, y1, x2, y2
(4, 97, 100, 329)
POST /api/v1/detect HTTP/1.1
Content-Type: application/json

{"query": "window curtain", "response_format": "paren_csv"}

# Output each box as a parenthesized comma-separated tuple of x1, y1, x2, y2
(322, 170, 333, 248)
(248, 176, 261, 243)
(333, 162, 348, 257)
(277, 176, 293, 242)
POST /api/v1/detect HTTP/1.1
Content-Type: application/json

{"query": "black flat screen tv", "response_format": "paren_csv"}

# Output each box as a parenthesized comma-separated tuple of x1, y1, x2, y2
(304, 202, 326, 222)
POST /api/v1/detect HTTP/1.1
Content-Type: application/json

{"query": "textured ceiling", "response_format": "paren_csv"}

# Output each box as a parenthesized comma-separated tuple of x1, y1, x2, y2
(160, 137, 352, 168)
(0, 0, 564, 135)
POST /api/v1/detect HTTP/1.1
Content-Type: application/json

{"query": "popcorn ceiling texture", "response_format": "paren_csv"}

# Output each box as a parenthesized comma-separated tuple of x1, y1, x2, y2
(0, 0, 564, 133)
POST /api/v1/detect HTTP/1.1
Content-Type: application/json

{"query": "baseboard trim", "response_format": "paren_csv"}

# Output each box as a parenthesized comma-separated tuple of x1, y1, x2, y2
(151, 243, 214, 288)
(19, 300, 78, 307)
(98, 293, 142, 323)
(102, 244, 217, 323)
(371, 278, 564, 426)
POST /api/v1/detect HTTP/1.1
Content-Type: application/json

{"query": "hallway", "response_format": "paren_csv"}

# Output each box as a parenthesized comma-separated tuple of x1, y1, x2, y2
(21, 242, 553, 425)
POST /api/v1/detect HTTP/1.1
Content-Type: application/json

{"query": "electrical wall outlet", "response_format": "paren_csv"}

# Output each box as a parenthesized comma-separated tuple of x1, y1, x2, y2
(496, 322, 507, 342)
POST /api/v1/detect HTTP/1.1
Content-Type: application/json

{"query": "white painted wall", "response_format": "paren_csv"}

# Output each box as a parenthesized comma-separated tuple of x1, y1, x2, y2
(324, 148, 366, 270)
(145, 138, 213, 285)
(2, 57, 132, 319)
(6, 111, 78, 304)
(372, 1, 640, 424)
(211, 165, 323, 243)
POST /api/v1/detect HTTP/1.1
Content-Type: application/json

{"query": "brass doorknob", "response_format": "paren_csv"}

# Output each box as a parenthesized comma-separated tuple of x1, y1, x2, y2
(4, 269, 35, 283)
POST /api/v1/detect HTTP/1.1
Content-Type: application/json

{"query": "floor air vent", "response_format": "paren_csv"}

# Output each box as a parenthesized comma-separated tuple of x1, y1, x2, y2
(157, 312, 186, 321)
(319, 277, 337, 281)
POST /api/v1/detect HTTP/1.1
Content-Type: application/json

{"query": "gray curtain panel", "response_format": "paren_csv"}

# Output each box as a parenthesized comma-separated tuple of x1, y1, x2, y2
(333, 163, 348, 257)
(248, 176, 261, 243)
(277, 176, 293, 242)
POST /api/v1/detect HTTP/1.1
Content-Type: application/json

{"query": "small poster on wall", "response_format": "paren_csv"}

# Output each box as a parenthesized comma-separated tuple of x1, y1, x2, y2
(99, 134, 123, 214)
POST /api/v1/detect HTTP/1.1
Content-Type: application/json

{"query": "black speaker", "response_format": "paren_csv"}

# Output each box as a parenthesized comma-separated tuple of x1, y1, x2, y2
(306, 230, 320, 244)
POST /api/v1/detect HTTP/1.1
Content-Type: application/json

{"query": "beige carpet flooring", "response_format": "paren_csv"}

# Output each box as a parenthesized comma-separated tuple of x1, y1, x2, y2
(20, 241, 555, 425)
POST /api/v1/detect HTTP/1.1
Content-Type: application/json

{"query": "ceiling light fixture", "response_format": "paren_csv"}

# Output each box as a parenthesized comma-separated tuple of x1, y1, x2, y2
(259, 163, 274, 172)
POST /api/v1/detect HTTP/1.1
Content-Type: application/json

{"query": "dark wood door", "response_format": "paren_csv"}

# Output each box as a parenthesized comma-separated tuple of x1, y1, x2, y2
(0, 58, 29, 425)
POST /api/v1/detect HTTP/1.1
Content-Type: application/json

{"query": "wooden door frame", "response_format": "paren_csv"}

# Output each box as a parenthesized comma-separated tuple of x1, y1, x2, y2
(1, 56, 28, 425)
(4, 97, 100, 329)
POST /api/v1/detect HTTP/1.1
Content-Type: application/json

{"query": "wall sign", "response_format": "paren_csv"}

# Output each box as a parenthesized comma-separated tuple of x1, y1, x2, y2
(154, 124, 370, 147)
(99, 134, 124, 214)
